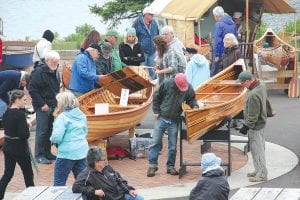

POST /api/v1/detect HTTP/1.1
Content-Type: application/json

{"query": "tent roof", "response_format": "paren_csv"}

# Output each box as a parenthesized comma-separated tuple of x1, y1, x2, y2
(263, 0, 296, 13)
(158, 0, 295, 20)
(160, 0, 217, 20)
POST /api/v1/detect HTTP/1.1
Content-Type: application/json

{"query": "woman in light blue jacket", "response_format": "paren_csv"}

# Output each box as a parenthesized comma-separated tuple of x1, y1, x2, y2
(185, 48, 210, 89)
(50, 91, 89, 186)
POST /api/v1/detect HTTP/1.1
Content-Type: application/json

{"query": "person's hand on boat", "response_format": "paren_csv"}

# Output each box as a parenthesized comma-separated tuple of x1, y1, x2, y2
(98, 75, 109, 85)
(41, 104, 49, 112)
(154, 114, 159, 119)
(239, 124, 249, 135)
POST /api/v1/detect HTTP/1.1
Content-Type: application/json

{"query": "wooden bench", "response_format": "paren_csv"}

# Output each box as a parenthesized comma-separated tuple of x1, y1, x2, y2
(13, 186, 82, 200)
(230, 187, 300, 200)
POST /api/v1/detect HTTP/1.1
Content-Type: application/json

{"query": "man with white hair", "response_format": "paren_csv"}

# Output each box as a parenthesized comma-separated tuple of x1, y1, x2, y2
(161, 25, 185, 55)
(28, 50, 61, 164)
(133, 6, 159, 80)
(211, 6, 237, 77)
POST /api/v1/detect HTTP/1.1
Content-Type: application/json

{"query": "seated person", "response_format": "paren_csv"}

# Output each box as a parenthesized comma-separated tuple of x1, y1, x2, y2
(189, 153, 229, 200)
(72, 146, 144, 200)
(95, 42, 116, 75)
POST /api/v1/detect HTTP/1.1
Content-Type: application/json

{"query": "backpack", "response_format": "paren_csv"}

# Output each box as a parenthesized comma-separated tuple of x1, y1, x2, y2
(129, 137, 153, 159)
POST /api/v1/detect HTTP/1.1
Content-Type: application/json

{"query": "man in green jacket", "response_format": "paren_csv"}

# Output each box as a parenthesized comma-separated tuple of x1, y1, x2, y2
(147, 73, 199, 177)
(237, 71, 268, 182)
(103, 29, 126, 70)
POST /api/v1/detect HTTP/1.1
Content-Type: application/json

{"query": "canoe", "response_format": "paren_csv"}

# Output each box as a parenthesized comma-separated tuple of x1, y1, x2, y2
(1, 41, 35, 69)
(77, 67, 154, 142)
(182, 59, 247, 143)
(254, 28, 295, 69)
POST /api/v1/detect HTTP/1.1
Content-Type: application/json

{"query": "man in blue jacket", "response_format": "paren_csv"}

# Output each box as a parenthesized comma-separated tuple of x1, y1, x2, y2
(0, 70, 30, 118)
(133, 6, 159, 80)
(69, 44, 103, 97)
(211, 6, 237, 77)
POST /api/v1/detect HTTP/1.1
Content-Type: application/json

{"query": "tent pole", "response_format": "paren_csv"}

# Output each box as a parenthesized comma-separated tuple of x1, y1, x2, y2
(198, 18, 201, 47)
(246, 0, 249, 43)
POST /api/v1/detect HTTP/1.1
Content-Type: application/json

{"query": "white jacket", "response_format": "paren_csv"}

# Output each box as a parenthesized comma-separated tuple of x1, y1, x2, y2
(32, 38, 52, 63)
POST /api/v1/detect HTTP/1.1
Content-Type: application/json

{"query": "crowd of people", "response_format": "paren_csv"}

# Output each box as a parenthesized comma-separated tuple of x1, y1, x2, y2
(0, 4, 271, 200)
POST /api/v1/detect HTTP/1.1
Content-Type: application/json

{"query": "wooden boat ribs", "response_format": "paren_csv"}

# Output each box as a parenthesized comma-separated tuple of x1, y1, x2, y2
(183, 59, 247, 143)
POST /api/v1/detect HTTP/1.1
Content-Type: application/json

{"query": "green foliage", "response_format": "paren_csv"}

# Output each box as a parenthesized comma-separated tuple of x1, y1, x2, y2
(89, 0, 152, 28)
(65, 23, 95, 42)
(255, 21, 267, 39)
(52, 41, 79, 50)
(284, 18, 300, 35)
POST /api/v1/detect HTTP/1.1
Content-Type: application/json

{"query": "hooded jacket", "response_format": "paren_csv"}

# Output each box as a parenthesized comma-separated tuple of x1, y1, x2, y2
(133, 14, 159, 55)
(69, 49, 99, 94)
(213, 15, 237, 57)
(72, 164, 134, 200)
(189, 169, 229, 200)
(50, 107, 89, 160)
(185, 54, 210, 88)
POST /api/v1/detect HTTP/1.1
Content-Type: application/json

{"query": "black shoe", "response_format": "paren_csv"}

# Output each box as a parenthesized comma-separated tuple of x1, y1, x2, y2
(36, 157, 51, 164)
(46, 154, 57, 160)
(167, 168, 179, 175)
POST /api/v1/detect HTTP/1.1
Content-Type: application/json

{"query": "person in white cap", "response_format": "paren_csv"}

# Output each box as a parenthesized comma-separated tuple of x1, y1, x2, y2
(189, 153, 229, 200)
(133, 6, 159, 80)
(232, 11, 244, 41)
(147, 73, 198, 177)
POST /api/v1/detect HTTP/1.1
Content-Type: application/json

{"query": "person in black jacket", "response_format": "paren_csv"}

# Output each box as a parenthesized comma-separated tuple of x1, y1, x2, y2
(28, 50, 60, 164)
(221, 33, 242, 70)
(119, 27, 145, 66)
(72, 146, 144, 200)
(189, 153, 229, 200)
(0, 90, 34, 199)
(0, 70, 30, 119)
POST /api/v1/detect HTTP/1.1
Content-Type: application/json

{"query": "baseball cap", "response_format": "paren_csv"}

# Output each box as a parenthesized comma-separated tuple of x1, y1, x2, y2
(233, 12, 242, 19)
(143, 6, 157, 15)
(236, 71, 253, 83)
(174, 73, 188, 92)
(106, 29, 118, 38)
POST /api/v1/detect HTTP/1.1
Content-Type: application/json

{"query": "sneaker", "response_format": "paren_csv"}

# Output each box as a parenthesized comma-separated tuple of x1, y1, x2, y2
(167, 167, 179, 175)
(46, 154, 57, 160)
(247, 172, 256, 177)
(249, 176, 267, 182)
(37, 157, 51, 164)
(147, 167, 158, 177)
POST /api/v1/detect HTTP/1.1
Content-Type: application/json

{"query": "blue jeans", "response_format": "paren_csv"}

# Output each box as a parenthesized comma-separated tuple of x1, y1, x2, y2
(148, 116, 178, 168)
(0, 98, 7, 118)
(124, 193, 144, 200)
(54, 158, 86, 186)
(141, 52, 156, 80)
(35, 107, 54, 158)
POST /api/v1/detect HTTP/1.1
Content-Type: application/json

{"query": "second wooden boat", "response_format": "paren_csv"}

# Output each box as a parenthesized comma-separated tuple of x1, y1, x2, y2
(183, 59, 247, 143)
(1, 41, 35, 69)
(77, 67, 154, 142)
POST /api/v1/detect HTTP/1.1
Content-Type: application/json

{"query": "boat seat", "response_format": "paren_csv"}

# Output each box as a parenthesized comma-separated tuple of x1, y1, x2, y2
(86, 104, 139, 109)
(196, 92, 240, 95)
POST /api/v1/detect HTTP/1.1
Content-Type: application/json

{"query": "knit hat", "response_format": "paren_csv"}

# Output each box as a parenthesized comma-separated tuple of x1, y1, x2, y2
(236, 71, 253, 83)
(89, 43, 102, 52)
(143, 6, 157, 15)
(201, 153, 222, 174)
(100, 42, 112, 53)
(106, 29, 118, 38)
(125, 27, 136, 36)
(174, 73, 188, 92)
(87, 146, 105, 168)
(42, 30, 54, 42)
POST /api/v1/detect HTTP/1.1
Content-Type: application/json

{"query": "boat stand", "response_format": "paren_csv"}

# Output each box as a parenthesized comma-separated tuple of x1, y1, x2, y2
(178, 115, 249, 179)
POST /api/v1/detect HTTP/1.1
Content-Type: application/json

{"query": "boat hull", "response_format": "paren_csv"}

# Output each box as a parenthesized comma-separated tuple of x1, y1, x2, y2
(183, 59, 247, 143)
(77, 67, 154, 142)
(1, 41, 34, 69)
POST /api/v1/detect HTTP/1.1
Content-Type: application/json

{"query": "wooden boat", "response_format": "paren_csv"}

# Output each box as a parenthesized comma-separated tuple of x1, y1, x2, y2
(182, 59, 247, 143)
(254, 28, 295, 69)
(1, 41, 35, 69)
(77, 67, 154, 142)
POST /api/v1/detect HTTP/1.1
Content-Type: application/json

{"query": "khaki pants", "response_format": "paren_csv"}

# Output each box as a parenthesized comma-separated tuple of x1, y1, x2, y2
(248, 129, 268, 178)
